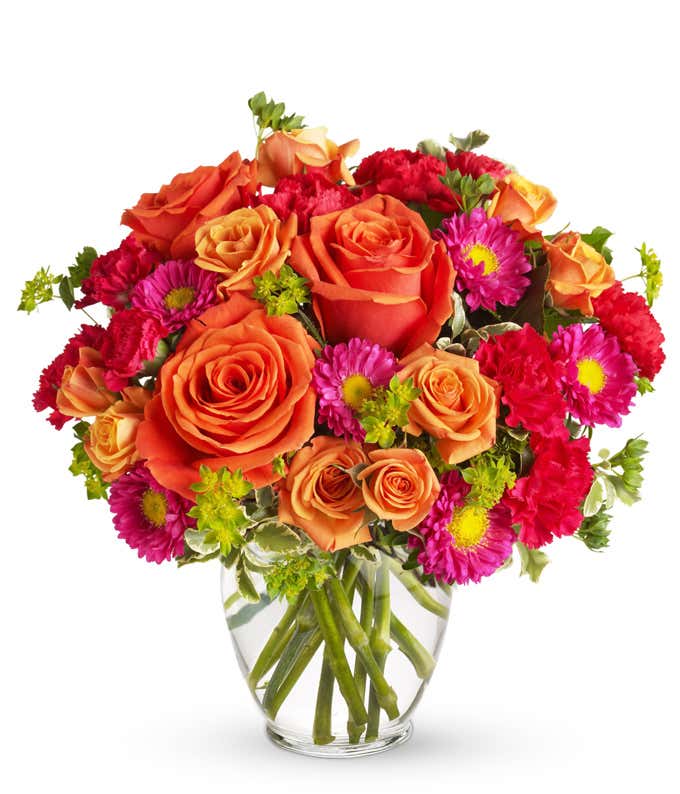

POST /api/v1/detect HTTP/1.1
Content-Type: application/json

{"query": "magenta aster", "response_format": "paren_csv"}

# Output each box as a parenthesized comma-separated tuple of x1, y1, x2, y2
(550, 324, 637, 428)
(410, 471, 515, 585)
(312, 338, 398, 440)
(108, 462, 194, 563)
(131, 258, 218, 332)
(435, 208, 531, 312)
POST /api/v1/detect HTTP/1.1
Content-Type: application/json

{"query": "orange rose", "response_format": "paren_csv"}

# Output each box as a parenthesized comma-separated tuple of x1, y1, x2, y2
(545, 231, 616, 314)
(488, 172, 557, 234)
(358, 448, 440, 532)
(136, 294, 317, 499)
(257, 127, 359, 187)
(290, 194, 455, 356)
(85, 387, 151, 481)
(56, 347, 117, 419)
(121, 152, 257, 259)
(278, 436, 371, 551)
(194, 205, 297, 297)
(399, 344, 499, 465)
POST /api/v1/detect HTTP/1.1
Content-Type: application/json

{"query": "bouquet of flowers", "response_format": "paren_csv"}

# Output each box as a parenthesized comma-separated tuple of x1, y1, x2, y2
(19, 93, 666, 756)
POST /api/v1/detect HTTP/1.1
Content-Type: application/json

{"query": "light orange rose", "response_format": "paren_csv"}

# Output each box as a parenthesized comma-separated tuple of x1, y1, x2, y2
(194, 205, 297, 297)
(278, 436, 371, 551)
(85, 387, 151, 482)
(56, 347, 117, 419)
(358, 448, 440, 532)
(545, 231, 616, 314)
(488, 172, 557, 234)
(399, 344, 499, 465)
(257, 127, 359, 187)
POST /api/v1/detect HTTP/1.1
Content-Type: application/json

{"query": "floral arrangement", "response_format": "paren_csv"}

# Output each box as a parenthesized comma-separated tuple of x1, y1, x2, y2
(20, 94, 665, 749)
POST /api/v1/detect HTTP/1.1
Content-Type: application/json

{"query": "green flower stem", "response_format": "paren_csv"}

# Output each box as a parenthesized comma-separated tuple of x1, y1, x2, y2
(310, 588, 368, 729)
(313, 651, 336, 745)
(247, 596, 303, 691)
(326, 578, 398, 721)
(390, 612, 436, 680)
(366, 559, 392, 741)
(296, 307, 325, 348)
(384, 555, 449, 619)
(263, 559, 362, 720)
(348, 564, 375, 743)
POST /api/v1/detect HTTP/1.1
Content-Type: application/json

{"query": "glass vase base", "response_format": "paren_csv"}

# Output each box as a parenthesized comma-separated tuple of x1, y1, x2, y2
(266, 720, 413, 758)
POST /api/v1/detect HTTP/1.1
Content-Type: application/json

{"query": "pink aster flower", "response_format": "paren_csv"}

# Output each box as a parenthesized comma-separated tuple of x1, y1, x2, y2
(435, 208, 531, 311)
(550, 324, 637, 428)
(108, 462, 194, 563)
(312, 338, 398, 440)
(131, 258, 218, 332)
(410, 471, 515, 585)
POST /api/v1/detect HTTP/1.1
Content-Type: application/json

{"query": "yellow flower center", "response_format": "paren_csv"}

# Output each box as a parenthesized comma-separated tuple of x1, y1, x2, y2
(449, 504, 489, 549)
(164, 286, 195, 310)
(341, 374, 373, 411)
(577, 358, 606, 394)
(463, 243, 499, 275)
(141, 489, 168, 527)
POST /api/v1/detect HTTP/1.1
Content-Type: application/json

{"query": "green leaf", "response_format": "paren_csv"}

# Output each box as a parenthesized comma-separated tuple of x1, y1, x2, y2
(416, 139, 447, 161)
(635, 375, 655, 395)
(183, 529, 220, 556)
(582, 478, 604, 518)
(69, 432, 109, 500)
(581, 226, 613, 264)
(69, 246, 98, 288)
(575, 509, 612, 551)
(252, 522, 301, 553)
(235, 556, 260, 603)
(637, 242, 663, 307)
(18, 266, 60, 313)
(408, 202, 447, 232)
(248, 91, 305, 136)
(517, 542, 550, 583)
(449, 130, 490, 152)
(449, 291, 467, 340)
(461, 322, 522, 355)
(58, 276, 75, 310)
(350, 544, 379, 563)
(226, 595, 272, 630)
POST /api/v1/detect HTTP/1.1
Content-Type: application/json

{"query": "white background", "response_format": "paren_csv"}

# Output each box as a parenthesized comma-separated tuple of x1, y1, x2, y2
(1, 1, 679, 792)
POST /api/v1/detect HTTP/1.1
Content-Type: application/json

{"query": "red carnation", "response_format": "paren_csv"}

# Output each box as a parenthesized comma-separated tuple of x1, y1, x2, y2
(258, 173, 357, 234)
(33, 324, 106, 429)
(354, 148, 457, 214)
(77, 235, 160, 311)
(100, 308, 167, 391)
(592, 282, 666, 381)
(475, 324, 568, 439)
(445, 150, 510, 181)
(505, 434, 594, 548)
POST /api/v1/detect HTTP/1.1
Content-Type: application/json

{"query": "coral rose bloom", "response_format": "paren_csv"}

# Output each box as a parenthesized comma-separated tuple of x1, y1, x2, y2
(85, 387, 151, 482)
(194, 205, 297, 297)
(121, 152, 257, 259)
(399, 344, 499, 464)
(545, 231, 616, 314)
(358, 448, 440, 532)
(290, 194, 455, 356)
(257, 127, 359, 187)
(488, 172, 557, 235)
(136, 294, 317, 499)
(57, 347, 117, 419)
(278, 436, 371, 551)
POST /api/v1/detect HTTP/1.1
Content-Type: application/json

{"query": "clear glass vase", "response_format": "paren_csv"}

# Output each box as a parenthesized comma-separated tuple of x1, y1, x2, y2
(221, 548, 451, 758)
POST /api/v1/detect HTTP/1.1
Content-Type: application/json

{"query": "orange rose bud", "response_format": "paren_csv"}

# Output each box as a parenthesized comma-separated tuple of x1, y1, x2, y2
(257, 127, 359, 187)
(398, 344, 499, 465)
(56, 347, 117, 419)
(488, 172, 557, 233)
(136, 294, 318, 499)
(545, 231, 616, 314)
(84, 386, 151, 482)
(121, 152, 258, 259)
(194, 205, 297, 297)
(358, 448, 440, 532)
(290, 194, 456, 356)
(277, 436, 371, 551)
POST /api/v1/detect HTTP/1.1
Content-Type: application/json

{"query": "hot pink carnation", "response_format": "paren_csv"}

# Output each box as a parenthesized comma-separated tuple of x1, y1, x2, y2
(131, 259, 218, 332)
(76, 234, 160, 310)
(550, 324, 637, 427)
(410, 471, 515, 585)
(476, 324, 569, 439)
(506, 434, 594, 548)
(100, 308, 167, 391)
(312, 338, 398, 440)
(108, 462, 193, 563)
